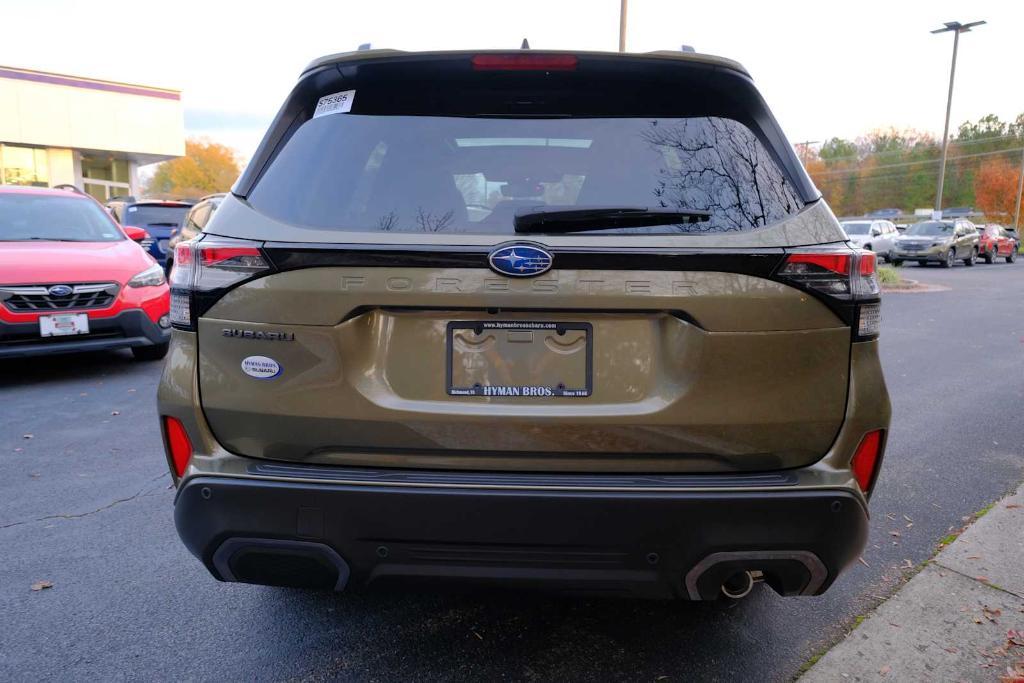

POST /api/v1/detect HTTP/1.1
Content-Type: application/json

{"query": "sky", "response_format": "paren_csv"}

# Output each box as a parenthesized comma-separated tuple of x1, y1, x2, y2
(1, 0, 1021, 166)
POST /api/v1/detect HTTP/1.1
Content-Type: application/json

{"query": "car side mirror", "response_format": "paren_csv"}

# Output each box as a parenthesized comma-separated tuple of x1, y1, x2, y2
(122, 225, 150, 242)
(871, 228, 881, 236)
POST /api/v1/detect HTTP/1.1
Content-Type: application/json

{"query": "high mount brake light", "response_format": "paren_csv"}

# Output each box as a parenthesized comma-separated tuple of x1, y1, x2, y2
(472, 54, 578, 71)
(777, 248, 881, 339)
(168, 236, 271, 331)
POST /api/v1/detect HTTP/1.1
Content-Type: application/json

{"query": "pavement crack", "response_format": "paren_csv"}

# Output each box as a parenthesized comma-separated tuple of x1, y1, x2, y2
(0, 472, 169, 530)
(931, 559, 1024, 601)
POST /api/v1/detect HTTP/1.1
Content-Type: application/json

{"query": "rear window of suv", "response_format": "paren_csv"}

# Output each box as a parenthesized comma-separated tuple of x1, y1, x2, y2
(248, 114, 803, 235)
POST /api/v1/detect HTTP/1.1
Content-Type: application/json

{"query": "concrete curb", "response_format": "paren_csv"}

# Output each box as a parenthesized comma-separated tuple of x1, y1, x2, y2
(800, 485, 1024, 682)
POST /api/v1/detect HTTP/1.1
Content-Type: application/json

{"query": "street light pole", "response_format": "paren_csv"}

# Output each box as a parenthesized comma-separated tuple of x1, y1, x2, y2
(930, 20, 985, 219)
(619, 0, 628, 52)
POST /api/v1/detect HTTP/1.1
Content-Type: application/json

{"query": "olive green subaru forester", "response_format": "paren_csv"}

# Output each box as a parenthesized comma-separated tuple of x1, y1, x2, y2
(158, 48, 890, 601)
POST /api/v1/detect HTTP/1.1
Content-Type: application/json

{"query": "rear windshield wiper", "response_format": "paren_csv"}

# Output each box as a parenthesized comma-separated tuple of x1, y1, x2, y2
(513, 206, 711, 234)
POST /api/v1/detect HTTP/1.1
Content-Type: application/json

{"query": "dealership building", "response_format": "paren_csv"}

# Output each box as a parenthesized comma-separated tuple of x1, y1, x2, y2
(0, 65, 184, 201)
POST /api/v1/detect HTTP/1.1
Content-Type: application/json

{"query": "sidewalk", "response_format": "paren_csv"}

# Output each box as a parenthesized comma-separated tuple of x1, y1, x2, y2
(801, 485, 1024, 682)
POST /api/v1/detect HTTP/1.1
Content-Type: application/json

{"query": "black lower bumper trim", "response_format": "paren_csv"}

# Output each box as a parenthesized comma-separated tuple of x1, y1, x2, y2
(175, 474, 868, 599)
(0, 309, 169, 358)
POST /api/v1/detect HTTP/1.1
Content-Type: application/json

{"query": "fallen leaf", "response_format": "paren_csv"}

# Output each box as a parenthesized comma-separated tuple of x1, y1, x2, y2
(1008, 629, 1024, 646)
(13, 447, 23, 453)
(471, 630, 483, 641)
(975, 618, 985, 624)
(978, 576, 991, 583)
(111, 411, 120, 416)
(890, 530, 902, 538)
(944, 646, 959, 654)
(859, 557, 871, 568)
(22, 434, 33, 439)
(885, 513, 897, 521)
(879, 664, 891, 676)
(30, 580, 53, 591)
(903, 515, 913, 523)
(1006, 504, 1022, 510)
(127, 389, 136, 393)
(901, 559, 913, 569)
(968, 556, 981, 560)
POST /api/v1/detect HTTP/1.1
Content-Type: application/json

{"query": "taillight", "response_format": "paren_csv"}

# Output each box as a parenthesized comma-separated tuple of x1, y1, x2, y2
(163, 416, 192, 478)
(776, 248, 881, 340)
(168, 235, 271, 331)
(851, 429, 885, 494)
(471, 54, 578, 71)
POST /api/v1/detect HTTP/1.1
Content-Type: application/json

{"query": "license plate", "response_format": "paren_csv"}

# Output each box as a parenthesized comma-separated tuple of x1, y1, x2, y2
(446, 321, 592, 398)
(40, 313, 89, 337)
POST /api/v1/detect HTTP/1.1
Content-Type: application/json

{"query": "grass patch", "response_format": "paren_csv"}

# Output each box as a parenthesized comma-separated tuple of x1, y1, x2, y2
(975, 501, 996, 518)
(878, 266, 903, 285)
(795, 651, 825, 678)
(939, 533, 959, 547)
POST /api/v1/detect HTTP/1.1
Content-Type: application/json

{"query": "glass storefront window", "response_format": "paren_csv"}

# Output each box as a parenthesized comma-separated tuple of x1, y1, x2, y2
(80, 155, 132, 201)
(0, 145, 49, 186)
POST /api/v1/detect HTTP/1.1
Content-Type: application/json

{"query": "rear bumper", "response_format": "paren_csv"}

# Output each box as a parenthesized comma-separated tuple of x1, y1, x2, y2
(0, 309, 170, 358)
(174, 470, 869, 599)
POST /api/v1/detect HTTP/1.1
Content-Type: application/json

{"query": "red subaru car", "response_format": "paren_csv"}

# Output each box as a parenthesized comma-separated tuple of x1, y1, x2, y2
(978, 224, 1018, 264)
(0, 186, 171, 360)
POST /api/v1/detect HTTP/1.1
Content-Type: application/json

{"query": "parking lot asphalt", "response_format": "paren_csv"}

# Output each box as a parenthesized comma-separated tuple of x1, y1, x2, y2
(2, 261, 1023, 682)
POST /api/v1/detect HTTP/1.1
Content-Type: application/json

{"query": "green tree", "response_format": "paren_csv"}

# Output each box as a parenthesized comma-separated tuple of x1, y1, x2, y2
(145, 138, 240, 198)
(819, 138, 858, 162)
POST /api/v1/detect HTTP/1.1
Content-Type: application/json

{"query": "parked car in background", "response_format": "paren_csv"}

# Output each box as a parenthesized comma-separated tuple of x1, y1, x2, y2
(977, 225, 1018, 263)
(159, 48, 890, 602)
(841, 219, 899, 261)
(893, 219, 979, 267)
(1004, 227, 1020, 253)
(0, 185, 171, 360)
(105, 195, 136, 222)
(867, 208, 902, 221)
(165, 194, 225, 273)
(941, 206, 975, 219)
(119, 199, 193, 265)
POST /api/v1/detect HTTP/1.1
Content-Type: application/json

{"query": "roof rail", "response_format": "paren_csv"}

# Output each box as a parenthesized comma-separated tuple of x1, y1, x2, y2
(52, 183, 86, 195)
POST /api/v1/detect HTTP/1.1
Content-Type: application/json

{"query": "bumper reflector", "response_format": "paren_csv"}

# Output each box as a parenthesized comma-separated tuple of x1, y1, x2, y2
(163, 416, 193, 477)
(851, 430, 884, 493)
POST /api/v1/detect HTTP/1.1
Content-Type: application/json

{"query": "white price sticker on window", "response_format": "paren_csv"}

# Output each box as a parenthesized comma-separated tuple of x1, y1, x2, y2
(313, 90, 356, 118)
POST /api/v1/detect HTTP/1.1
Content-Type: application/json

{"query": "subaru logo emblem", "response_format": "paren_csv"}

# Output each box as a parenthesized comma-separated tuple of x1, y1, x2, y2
(487, 243, 553, 278)
(47, 285, 73, 297)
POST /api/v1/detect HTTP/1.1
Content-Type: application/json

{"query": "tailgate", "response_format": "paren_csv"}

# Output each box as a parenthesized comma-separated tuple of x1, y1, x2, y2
(196, 264, 849, 472)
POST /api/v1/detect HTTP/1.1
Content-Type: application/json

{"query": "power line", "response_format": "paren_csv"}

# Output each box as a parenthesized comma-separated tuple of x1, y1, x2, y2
(810, 131, 1024, 164)
(812, 146, 1024, 177)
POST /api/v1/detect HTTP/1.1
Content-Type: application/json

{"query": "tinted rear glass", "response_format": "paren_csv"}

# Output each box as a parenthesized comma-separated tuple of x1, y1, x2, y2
(843, 222, 871, 235)
(0, 194, 122, 242)
(248, 114, 803, 235)
(124, 204, 188, 228)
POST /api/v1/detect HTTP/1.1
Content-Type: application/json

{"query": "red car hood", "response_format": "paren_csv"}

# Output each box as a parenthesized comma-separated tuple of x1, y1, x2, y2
(0, 240, 153, 285)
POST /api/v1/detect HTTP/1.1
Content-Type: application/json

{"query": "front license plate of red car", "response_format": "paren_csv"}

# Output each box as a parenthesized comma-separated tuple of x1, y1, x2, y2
(40, 313, 89, 337)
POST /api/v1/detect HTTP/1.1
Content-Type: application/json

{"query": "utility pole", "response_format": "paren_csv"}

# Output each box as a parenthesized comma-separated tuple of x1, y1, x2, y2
(1015, 145, 1024, 230)
(796, 140, 820, 168)
(930, 20, 985, 220)
(619, 0, 628, 52)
